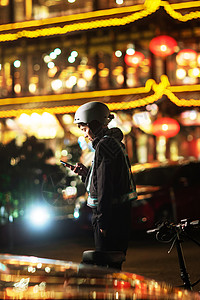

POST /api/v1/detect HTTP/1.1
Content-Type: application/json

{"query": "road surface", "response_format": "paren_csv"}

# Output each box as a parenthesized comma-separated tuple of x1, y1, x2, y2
(2, 226, 199, 292)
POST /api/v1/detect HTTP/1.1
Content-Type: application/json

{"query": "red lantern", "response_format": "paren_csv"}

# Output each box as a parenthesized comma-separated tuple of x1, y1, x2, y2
(152, 117, 180, 138)
(176, 49, 198, 66)
(149, 35, 177, 57)
(124, 51, 145, 67)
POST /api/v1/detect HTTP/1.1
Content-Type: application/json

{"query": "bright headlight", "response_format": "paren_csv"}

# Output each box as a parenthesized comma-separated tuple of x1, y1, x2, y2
(29, 207, 50, 227)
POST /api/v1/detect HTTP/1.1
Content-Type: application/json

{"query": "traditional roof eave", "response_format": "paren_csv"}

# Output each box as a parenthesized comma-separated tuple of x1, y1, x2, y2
(0, 75, 199, 118)
(0, 1, 200, 43)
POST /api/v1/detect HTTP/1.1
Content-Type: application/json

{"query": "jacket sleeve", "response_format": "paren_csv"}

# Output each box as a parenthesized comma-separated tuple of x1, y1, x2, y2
(83, 166, 91, 186)
(96, 142, 114, 230)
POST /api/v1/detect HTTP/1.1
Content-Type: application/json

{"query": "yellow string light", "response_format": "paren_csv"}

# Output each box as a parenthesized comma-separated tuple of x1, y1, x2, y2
(0, 75, 199, 118)
(0, 3, 158, 42)
(0, 78, 162, 108)
(163, 1, 200, 22)
(169, 84, 200, 93)
(0, 1, 199, 43)
(0, 1, 199, 117)
(170, 0, 200, 10)
(3, 0, 200, 42)
(0, 5, 145, 32)
(1, 0, 200, 36)
(164, 89, 200, 107)
(0, 84, 153, 107)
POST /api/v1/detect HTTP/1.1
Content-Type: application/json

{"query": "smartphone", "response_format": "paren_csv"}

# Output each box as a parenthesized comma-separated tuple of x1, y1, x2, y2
(60, 160, 75, 170)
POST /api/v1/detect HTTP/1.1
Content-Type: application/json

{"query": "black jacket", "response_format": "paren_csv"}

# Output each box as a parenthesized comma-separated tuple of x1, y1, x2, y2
(84, 127, 137, 230)
(85, 128, 136, 229)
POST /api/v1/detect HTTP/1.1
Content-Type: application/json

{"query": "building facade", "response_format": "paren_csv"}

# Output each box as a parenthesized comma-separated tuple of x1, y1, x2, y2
(0, 0, 200, 164)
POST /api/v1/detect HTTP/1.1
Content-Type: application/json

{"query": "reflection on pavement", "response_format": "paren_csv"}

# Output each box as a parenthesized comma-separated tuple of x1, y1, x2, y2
(0, 253, 199, 299)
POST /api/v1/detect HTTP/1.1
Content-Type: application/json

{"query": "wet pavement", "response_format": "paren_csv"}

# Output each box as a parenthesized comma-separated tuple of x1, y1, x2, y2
(2, 226, 199, 292)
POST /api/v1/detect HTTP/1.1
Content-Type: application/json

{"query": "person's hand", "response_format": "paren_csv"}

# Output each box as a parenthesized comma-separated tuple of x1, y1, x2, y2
(100, 229, 106, 237)
(73, 163, 88, 177)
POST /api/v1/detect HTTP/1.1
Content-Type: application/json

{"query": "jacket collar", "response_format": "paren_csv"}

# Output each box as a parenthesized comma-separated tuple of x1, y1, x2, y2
(92, 127, 123, 149)
(92, 128, 107, 149)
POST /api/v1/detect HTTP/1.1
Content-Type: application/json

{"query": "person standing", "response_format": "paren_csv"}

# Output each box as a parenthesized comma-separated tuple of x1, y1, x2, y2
(73, 101, 137, 256)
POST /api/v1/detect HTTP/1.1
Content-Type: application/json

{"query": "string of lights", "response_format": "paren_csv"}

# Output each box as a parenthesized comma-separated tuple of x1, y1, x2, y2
(0, 3, 158, 43)
(0, 83, 154, 107)
(0, 75, 199, 118)
(0, 1, 200, 43)
(164, 89, 200, 107)
(0, 5, 145, 32)
(163, 1, 200, 22)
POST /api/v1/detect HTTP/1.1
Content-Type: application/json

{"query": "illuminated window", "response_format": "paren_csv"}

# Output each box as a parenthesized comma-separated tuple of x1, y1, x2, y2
(0, 0, 10, 24)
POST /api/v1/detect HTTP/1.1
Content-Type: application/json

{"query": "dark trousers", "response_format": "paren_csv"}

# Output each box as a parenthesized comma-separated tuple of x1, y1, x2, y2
(91, 202, 131, 255)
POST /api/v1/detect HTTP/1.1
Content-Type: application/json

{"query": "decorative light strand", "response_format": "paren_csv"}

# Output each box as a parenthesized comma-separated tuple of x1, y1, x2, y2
(164, 89, 200, 107)
(0, 75, 199, 118)
(0, 5, 144, 32)
(1, 0, 199, 36)
(163, 1, 200, 22)
(0, 83, 154, 107)
(0, 3, 159, 43)
(0, 1, 200, 43)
